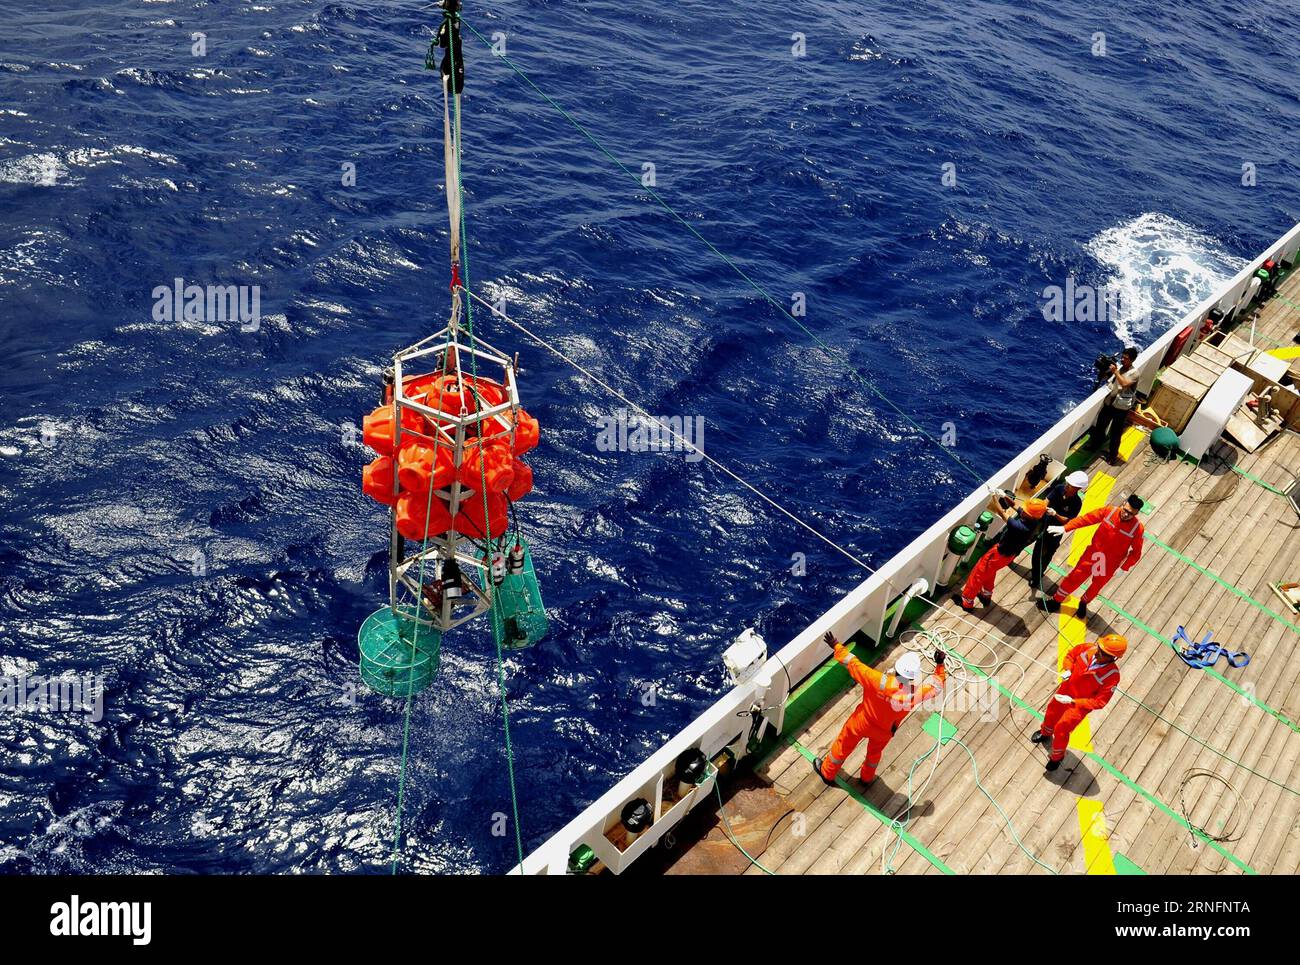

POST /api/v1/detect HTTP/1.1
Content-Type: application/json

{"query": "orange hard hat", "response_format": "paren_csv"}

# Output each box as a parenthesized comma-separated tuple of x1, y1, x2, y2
(1021, 498, 1049, 520)
(1096, 634, 1128, 659)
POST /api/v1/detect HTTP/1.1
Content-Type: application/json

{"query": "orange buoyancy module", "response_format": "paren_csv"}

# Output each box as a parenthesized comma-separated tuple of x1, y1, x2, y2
(395, 490, 455, 542)
(363, 402, 426, 457)
(363, 455, 399, 506)
(506, 457, 533, 501)
(403, 373, 507, 415)
(456, 441, 515, 493)
(454, 492, 509, 539)
(397, 442, 456, 493)
(362, 372, 539, 524)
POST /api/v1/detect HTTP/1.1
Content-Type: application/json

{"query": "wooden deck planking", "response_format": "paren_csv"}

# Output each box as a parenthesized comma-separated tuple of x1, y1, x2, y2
(665, 326, 1300, 875)
(809, 438, 1296, 874)
(1087, 439, 1286, 873)
(1251, 267, 1300, 348)
(994, 448, 1216, 873)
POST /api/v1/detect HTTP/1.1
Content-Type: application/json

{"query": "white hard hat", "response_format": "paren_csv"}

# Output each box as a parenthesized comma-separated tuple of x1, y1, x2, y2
(894, 651, 922, 682)
(1066, 470, 1090, 490)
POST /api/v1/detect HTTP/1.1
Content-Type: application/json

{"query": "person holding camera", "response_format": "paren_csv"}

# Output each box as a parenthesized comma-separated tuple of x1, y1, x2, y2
(1093, 346, 1138, 465)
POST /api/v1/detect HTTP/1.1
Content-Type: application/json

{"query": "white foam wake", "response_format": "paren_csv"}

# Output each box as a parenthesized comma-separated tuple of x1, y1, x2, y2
(0, 153, 67, 187)
(1084, 212, 1245, 344)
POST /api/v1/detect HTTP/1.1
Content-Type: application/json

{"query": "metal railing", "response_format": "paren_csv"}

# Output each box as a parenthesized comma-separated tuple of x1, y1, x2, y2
(514, 220, 1300, 875)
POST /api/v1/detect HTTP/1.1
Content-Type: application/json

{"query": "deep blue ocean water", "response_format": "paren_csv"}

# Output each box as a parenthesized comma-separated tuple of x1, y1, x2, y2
(1, 0, 1297, 873)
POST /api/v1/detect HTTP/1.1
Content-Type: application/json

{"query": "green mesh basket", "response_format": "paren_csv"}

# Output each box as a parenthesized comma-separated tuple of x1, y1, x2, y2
(358, 606, 442, 696)
(490, 538, 547, 650)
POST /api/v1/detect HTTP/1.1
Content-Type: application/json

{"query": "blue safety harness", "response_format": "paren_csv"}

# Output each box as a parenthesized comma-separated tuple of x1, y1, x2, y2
(1173, 625, 1250, 669)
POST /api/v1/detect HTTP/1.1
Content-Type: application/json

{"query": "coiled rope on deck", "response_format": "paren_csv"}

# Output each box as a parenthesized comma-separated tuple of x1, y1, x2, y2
(462, 283, 1300, 805)
(446, 18, 1300, 875)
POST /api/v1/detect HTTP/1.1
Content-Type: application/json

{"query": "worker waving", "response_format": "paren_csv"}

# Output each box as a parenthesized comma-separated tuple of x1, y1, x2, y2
(1032, 633, 1127, 771)
(814, 632, 946, 786)
(1043, 494, 1144, 618)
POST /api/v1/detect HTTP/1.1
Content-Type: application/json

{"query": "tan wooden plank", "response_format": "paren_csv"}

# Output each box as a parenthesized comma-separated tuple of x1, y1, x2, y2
(738, 432, 1300, 875)
(1108, 467, 1289, 872)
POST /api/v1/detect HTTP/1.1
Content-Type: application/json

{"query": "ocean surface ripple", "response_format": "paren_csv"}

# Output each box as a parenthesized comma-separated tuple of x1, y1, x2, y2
(0, 0, 1297, 872)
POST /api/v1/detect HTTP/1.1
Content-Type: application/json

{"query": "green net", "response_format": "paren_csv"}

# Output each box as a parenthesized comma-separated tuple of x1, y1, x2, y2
(491, 537, 547, 650)
(358, 606, 442, 697)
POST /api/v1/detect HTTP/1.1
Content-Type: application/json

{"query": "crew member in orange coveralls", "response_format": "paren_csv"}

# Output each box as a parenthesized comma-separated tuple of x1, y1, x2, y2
(952, 497, 1049, 612)
(1042, 494, 1144, 619)
(813, 631, 946, 785)
(1032, 633, 1127, 771)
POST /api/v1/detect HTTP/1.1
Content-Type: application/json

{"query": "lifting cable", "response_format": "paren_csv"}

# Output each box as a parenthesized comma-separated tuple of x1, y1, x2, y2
(462, 284, 1300, 805)
(445, 6, 526, 873)
(445, 16, 1300, 870)
(459, 18, 992, 492)
(389, 2, 525, 874)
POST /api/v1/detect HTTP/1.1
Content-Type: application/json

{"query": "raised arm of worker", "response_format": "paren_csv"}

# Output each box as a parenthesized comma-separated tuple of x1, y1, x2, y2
(824, 631, 883, 690)
(1061, 505, 1109, 533)
(1110, 363, 1135, 388)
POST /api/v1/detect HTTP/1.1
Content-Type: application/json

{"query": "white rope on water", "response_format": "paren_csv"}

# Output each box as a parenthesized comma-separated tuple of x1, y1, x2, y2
(456, 285, 874, 573)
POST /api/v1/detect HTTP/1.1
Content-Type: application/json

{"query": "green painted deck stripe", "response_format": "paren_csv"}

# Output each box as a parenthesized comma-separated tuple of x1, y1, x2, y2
(1085, 752, 1257, 874)
(922, 712, 958, 744)
(1141, 530, 1300, 636)
(1113, 852, 1146, 875)
(1046, 561, 1300, 734)
(787, 738, 956, 875)
(1229, 464, 1288, 496)
(958, 658, 1259, 874)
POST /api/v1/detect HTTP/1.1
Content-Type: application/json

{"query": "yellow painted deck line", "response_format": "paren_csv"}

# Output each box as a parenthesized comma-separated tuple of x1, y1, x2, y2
(1117, 425, 1147, 462)
(1059, 614, 1093, 752)
(1061, 472, 1117, 875)
(1266, 345, 1300, 360)
(1062, 471, 1116, 570)
(1078, 798, 1117, 875)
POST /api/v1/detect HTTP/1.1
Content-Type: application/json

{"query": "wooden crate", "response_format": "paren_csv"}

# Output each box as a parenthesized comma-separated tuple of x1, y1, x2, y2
(1192, 341, 1236, 372)
(1148, 347, 1229, 433)
(1216, 333, 1258, 362)
(1180, 350, 1230, 385)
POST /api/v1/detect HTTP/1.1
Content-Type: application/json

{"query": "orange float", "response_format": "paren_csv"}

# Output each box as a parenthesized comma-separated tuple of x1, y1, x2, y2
(397, 442, 456, 493)
(403, 373, 502, 416)
(456, 440, 515, 493)
(363, 402, 426, 457)
(506, 458, 533, 501)
(395, 490, 455, 542)
(453, 491, 509, 539)
(361, 371, 538, 542)
(513, 410, 539, 455)
(362, 455, 398, 506)
(485, 407, 538, 455)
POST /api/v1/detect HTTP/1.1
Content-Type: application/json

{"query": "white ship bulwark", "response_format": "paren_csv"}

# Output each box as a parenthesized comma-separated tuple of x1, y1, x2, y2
(519, 222, 1300, 876)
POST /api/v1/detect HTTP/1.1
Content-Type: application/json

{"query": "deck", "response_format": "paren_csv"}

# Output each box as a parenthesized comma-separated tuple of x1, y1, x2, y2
(655, 274, 1300, 876)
